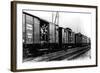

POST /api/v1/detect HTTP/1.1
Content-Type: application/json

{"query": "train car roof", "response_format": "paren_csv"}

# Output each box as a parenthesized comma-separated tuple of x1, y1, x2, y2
(23, 12, 49, 24)
(59, 27, 67, 30)
(75, 33, 83, 36)
(66, 28, 72, 31)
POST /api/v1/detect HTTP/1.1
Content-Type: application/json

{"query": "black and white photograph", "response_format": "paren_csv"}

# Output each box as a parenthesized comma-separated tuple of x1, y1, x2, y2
(11, 1, 97, 71)
(23, 10, 91, 62)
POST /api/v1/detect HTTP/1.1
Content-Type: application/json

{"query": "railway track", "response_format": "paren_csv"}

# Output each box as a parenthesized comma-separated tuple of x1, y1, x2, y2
(66, 47, 90, 60)
(48, 46, 90, 61)
(30, 45, 90, 62)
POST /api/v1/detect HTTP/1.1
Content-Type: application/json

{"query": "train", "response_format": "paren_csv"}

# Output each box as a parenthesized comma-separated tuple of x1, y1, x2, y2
(22, 12, 91, 58)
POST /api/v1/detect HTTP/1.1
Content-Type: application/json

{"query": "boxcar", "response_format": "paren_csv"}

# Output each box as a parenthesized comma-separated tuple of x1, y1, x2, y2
(82, 35, 91, 46)
(66, 28, 74, 48)
(59, 27, 67, 49)
(75, 33, 81, 46)
(23, 12, 49, 58)
(49, 22, 59, 52)
(70, 31, 75, 47)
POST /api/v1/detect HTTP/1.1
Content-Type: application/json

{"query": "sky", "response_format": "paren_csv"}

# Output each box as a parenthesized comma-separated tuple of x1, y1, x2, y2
(23, 10, 92, 38)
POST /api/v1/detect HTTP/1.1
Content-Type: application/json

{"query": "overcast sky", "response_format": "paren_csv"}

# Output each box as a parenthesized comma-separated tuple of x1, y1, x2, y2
(23, 10, 91, 38)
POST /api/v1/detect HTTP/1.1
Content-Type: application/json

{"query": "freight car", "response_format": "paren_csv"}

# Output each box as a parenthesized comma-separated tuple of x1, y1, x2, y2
(75, 33, 82, 47)
(23, 12, 49, 58)
(65, 28, 75, 48)
(59, 27, 66, 49)
(75, 33, 91, 47)
(58, 27, 75, 49)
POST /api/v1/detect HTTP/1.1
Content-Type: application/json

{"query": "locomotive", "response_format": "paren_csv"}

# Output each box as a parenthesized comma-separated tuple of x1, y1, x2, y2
(22, 12, 90, 58)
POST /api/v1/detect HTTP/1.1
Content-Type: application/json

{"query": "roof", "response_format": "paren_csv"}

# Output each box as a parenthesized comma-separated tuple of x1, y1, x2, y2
(23, 12, 49, 24)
